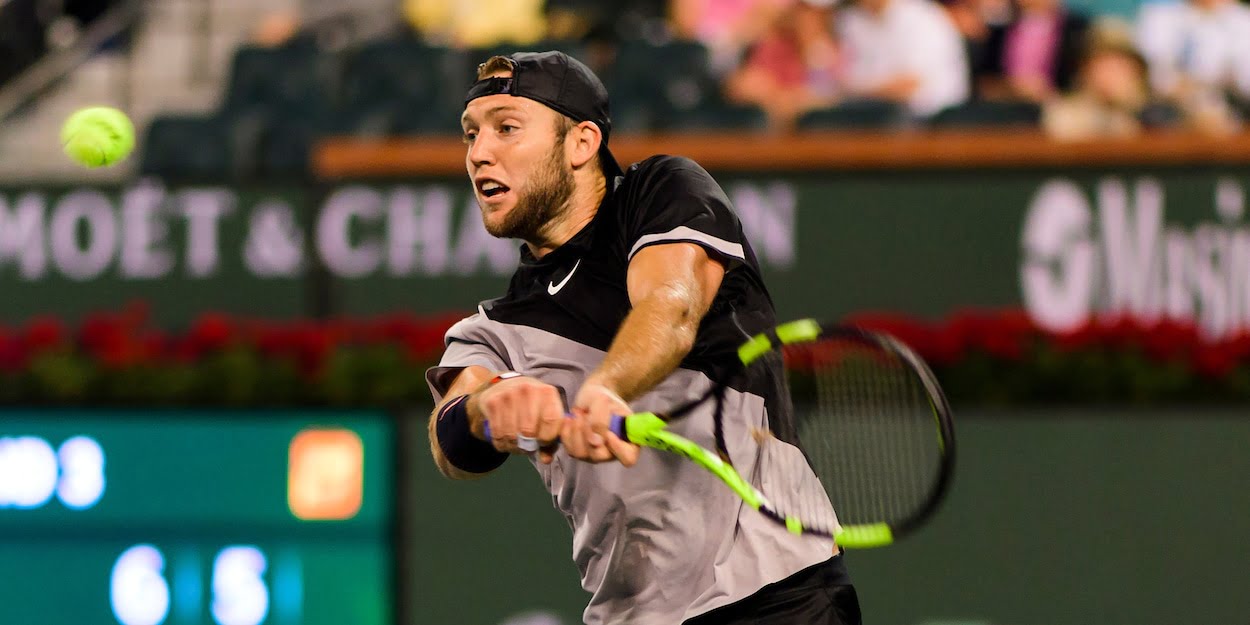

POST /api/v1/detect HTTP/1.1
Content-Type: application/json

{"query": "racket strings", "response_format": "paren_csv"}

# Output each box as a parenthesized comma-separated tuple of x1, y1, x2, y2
(784, 338, 942, 528)
(755, 430, 838, 534)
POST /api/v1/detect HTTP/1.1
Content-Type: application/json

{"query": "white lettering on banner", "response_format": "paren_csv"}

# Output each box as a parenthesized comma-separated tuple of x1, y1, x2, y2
(181, 188, 235, 277)
(120, 181, 174, 279)
(243, 200, 303, 277)
(388, 186, 451, 276)
(0, 180, 799, 283)
(1099, 178, 1163, 322)
(319, 186, 383, 278)
(50, 190, 117, 280)
(1020, 179, 1096, 331)
(1021, 176, 1250, 339)
(728, 182, 797, 269)
(0, 192, 48, 279)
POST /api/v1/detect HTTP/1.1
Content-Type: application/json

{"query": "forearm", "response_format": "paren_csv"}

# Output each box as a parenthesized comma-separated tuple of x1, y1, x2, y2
(587, 282, 702, 401)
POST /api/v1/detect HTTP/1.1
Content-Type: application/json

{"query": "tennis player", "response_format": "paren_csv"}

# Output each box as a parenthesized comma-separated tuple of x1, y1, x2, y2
(425, 51, 861, 625)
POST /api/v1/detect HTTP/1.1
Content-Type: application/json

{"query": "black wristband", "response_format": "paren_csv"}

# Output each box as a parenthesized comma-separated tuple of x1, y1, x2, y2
(435, 394, 508, 474)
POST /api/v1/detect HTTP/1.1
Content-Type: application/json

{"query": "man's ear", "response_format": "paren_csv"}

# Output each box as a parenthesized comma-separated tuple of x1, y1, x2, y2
(567, 121, 603, 169)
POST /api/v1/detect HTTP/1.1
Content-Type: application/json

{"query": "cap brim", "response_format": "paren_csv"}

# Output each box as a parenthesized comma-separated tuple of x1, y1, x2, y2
(599, 144, 625, 179)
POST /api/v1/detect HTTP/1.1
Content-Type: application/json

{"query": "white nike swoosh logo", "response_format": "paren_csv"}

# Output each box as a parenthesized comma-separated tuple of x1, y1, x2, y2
(547, 259, 581, 295)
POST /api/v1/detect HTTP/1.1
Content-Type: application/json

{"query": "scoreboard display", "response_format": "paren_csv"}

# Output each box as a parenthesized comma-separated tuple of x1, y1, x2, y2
(0, 410, 393, 625)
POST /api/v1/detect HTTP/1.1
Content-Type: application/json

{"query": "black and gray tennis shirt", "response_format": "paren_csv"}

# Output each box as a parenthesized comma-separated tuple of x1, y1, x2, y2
(426, 155, 837, 625)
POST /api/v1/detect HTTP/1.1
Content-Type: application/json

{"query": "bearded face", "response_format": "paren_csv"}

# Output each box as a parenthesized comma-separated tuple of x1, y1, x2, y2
(481, 136, 575, 242)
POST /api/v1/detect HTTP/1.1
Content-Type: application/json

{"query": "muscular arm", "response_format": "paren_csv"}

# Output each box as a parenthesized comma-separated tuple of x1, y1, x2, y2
(428, 365, 494, 480)
(583, 242, 725, 400)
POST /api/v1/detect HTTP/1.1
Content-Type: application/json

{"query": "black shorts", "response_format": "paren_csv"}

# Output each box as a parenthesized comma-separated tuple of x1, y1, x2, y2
(682, 554, 861, 625)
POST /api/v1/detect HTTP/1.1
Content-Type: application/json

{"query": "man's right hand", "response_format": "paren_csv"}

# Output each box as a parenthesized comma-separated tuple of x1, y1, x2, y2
(467, 375, 565, 464)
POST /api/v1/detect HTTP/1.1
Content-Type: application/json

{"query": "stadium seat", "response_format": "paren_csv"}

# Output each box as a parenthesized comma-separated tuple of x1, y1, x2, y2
(1138, 101, 1183, 129)
(797, 100, 909, 130)
(929, 101, 1042, 129)
(612, 39, 733, 131)
(140, 115, 233, 180)
(223, 43, 338, 122)
(254, 117, 318, 177)
(665, 99, 768, 131)
(340, 39, 468, 136)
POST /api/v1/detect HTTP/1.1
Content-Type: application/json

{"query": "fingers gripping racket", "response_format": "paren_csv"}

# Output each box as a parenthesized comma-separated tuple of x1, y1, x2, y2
(607, 319, 956, 548)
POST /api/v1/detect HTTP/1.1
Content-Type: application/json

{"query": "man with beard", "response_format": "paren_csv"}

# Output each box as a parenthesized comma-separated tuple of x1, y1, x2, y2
(424, 51, 861, 625)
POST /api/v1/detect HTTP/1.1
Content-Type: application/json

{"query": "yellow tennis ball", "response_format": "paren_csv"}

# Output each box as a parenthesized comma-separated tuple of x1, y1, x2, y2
(61, 106, 135, 168)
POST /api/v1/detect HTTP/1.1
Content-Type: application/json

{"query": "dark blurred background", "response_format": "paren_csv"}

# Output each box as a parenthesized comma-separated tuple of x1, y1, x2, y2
(1, 1, 1248, 624)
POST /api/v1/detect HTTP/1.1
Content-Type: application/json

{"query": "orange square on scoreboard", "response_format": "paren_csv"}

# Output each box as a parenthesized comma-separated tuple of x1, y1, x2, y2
(288, 428, 364, 521)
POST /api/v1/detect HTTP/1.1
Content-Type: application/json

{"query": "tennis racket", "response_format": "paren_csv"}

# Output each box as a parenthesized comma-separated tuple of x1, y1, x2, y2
(484, 318, 955, 548)
(604, 318, 956, 548)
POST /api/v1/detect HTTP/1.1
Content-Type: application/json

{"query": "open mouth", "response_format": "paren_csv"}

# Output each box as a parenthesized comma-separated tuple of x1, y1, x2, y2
(477, 179, 511, 200)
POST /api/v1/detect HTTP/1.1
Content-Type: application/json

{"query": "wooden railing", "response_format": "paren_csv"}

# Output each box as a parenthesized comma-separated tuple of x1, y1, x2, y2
(315, 130, 1250, 178)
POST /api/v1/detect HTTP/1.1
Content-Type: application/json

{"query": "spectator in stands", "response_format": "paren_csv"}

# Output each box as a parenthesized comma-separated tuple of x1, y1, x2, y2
(939, 0, 1012, 81)
(839, 0, 970, 117)
(404, 0, 547, 48)
(670, 0, 794, 75)
(975, 0, 1089, 104)
(1135, 0, 1250, 119)
(724, 0, 844, 130)
(252, 10, 302, 47)
(1042, 22, 1149, 139)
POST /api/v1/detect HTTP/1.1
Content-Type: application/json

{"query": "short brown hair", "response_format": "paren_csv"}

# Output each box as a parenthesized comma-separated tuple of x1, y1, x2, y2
(476, 55, 515, 80)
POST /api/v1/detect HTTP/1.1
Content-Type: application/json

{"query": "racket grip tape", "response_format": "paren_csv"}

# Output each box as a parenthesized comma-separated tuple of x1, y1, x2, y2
(481, 421, 539, 452)
(609, 414, 628, 442)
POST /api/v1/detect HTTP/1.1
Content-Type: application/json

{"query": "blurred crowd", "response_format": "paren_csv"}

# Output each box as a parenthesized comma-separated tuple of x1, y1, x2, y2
(384, 0, 1250, 139)
(8, 0, 1250, 142)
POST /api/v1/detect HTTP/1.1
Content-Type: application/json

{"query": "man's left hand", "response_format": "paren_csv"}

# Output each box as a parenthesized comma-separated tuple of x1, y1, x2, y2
(563, 383, 641, 466)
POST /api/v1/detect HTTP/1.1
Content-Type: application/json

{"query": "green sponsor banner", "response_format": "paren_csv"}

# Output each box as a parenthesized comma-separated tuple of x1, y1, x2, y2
(0, 184, 311, 326)
(4, 169, 1250, 338)
(0, 410, 393, 625)
(401, 410, 1250, 625)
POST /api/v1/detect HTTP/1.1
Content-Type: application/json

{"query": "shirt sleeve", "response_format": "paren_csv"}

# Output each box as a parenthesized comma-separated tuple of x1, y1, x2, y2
(899, 2, 970, 116)
(1135, 5, 1182, 96)
(424, 311, 512, 404)
(622, 156, 748, 270)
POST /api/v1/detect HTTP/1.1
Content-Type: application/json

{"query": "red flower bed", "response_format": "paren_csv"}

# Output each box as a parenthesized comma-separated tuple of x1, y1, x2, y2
(1, 305, 1247, 406)
(0, 304, 463, 407)
(843, 309, 1250, 404)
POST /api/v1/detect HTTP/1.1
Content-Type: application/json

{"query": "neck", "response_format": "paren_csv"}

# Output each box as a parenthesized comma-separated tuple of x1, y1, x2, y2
(526, 172, 607, 258)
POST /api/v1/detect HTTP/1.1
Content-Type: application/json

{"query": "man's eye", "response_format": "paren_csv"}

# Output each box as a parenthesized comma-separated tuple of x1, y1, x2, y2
(462, 131, 477, 143)
(500, 124, 517, 134)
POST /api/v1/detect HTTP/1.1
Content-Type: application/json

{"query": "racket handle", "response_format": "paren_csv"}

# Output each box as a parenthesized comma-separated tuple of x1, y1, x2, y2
(609, 414, 628, 442)
(484, 415, 626, 450)
(481, 421, 539, 452)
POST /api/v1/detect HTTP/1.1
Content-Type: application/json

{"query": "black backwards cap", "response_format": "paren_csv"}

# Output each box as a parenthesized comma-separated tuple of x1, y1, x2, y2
(465, 51, 625, 178)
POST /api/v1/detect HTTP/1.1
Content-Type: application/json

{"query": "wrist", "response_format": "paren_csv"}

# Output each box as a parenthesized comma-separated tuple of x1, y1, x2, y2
(582, 375, 631, 405)
(582, 375, 619, 396)
(435, 394, 507, 473)
(467, 371, 524, 437)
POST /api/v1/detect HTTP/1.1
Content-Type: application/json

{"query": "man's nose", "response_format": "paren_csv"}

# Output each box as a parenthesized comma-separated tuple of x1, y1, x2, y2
(468, 132, 497, 167)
